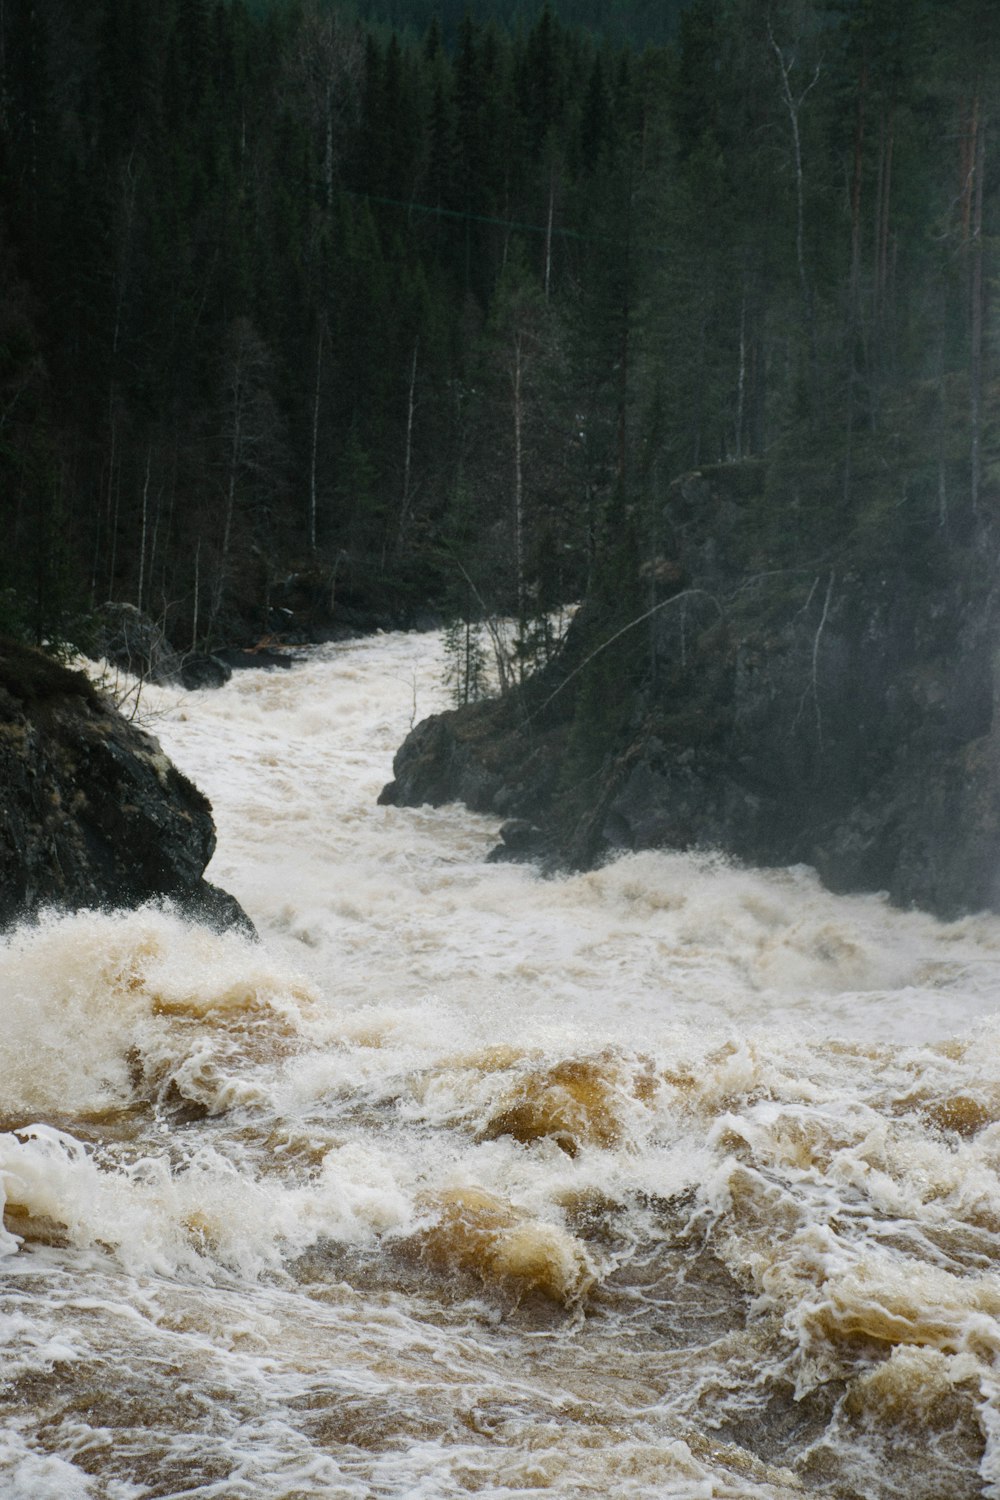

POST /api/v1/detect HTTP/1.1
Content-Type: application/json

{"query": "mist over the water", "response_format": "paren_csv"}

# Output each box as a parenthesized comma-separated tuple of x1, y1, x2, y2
(3, 630, 1000, 1499)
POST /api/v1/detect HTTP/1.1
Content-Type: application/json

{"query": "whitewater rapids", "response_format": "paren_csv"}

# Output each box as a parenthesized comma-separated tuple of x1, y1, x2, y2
(4, 629, 1000, 1498)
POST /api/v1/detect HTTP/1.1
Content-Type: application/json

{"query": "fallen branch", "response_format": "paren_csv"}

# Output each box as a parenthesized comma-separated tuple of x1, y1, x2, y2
(792, 570, 835, 749)
(531, 587, 726, 722)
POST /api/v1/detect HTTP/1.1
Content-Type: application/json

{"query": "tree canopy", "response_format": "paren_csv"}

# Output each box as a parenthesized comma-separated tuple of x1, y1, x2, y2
(0, 0, 996, 668)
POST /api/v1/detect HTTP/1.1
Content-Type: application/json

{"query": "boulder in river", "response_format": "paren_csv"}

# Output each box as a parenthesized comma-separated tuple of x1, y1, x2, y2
(0, 637, 251, 933)
(179, 654, 233, 691)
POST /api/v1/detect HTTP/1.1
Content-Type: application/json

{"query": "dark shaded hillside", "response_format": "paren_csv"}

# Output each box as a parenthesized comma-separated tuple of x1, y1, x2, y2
(6, 0, 998, 675)
(383, 448, 1000, 919)
(0, 0, 660, 651)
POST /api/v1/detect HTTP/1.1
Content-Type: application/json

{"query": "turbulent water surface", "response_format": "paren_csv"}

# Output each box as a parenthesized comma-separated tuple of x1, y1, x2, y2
(4, 631, 1000, 1499)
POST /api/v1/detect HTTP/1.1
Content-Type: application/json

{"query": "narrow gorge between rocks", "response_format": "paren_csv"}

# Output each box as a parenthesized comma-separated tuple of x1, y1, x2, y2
(4, 630, 1000, 1499)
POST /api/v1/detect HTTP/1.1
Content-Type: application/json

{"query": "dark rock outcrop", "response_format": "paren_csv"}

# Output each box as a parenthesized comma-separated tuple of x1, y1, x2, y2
(383, 463, 1000, 920)
(214, 645, 303, 672)
(95, 604, 305, 689)
(179, 653, 233, 691)
(0, 639, 252, 932)
(95, 602, 184, 684)
(486, 819, 550, 864)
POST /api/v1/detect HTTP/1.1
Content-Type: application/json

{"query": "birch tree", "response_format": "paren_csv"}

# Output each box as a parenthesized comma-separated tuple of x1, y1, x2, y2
(472, 258, 574, 677)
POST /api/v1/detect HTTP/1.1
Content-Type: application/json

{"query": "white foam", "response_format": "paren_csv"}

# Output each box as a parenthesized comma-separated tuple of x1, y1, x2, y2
(2, 630, 999, 1499)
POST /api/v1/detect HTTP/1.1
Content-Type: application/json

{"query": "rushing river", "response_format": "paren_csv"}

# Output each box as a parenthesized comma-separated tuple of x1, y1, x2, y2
(4, 630, 1000, 1499)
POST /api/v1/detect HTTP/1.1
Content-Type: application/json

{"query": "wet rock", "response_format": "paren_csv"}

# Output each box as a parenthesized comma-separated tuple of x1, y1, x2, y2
(381, 702, 507, 813)
(0, 638, 252, 933)
(498, 818, 544, 851)
(486, 819, 548, 864)
(179, 654, 232, 691)
(214, 645, 303, 672)
(94, 602, 183, 684)
(383, 462, 1000, 921)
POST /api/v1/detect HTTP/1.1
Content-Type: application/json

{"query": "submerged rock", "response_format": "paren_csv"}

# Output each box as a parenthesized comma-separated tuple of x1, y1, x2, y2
(179, 653, 233, 691)
(0, 638, 252, 933)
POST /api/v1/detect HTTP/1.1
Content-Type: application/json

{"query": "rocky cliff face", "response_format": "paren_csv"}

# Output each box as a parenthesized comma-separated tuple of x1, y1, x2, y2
(0, 639, 250, 931)
(382, 464, 1000, 920)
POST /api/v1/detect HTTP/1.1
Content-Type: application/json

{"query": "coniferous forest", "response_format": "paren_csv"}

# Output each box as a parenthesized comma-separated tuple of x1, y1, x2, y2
(1, 0, 998, 674)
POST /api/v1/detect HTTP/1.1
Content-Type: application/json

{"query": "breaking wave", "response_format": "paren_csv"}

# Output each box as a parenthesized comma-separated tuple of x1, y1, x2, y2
(4, 630, 1000, 1497)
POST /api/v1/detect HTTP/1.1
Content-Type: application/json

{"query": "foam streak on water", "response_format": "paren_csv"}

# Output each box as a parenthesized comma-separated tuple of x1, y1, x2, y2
(4, 631, 1000, 1497)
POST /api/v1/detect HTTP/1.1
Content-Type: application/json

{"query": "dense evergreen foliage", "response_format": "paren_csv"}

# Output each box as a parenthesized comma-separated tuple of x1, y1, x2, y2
(0, 0, 996, 676)
(348, 0, 687, 48)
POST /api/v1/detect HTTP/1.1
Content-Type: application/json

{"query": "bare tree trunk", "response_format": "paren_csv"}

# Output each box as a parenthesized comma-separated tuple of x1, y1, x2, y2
(843, 57, 867, 505)
(148, 476, 162, 613)
(511, 330, 526, 639)
(111, 152, 138, 360)
(877, 108, 895, 327)
(103, 149, 140, 600)
(500, 183, 513, 271)
(937, 318, 949, 530)
(872, 114, 885, 324)
(871, 104, 895, 364)
(205, 318, 278, 643)
(191, 539, 201, 651)
(850, 61, 867, 297)
(769, 26, 820, 386)
(617, 177, 632, 486)
(309, 320, 324, 553)
(691, 316, 706, 467)
(960, 93, 978, 246)
(99, 400, 118, 598)
(866, 101, 895, 421)
(324, 84, 334, 210)
(209, 383, 243, 643)
(396, 337, 419, 553)
(970, 98, 986, 513)
(108, 471, 121, 600)
(543, 164, 555, 299)
(734, 291, 746, 460)
(90, 494, 103, 606)
(105, 402, 121, 598)
(617, 314, 630, 482)
(136, 445, 151, 615)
